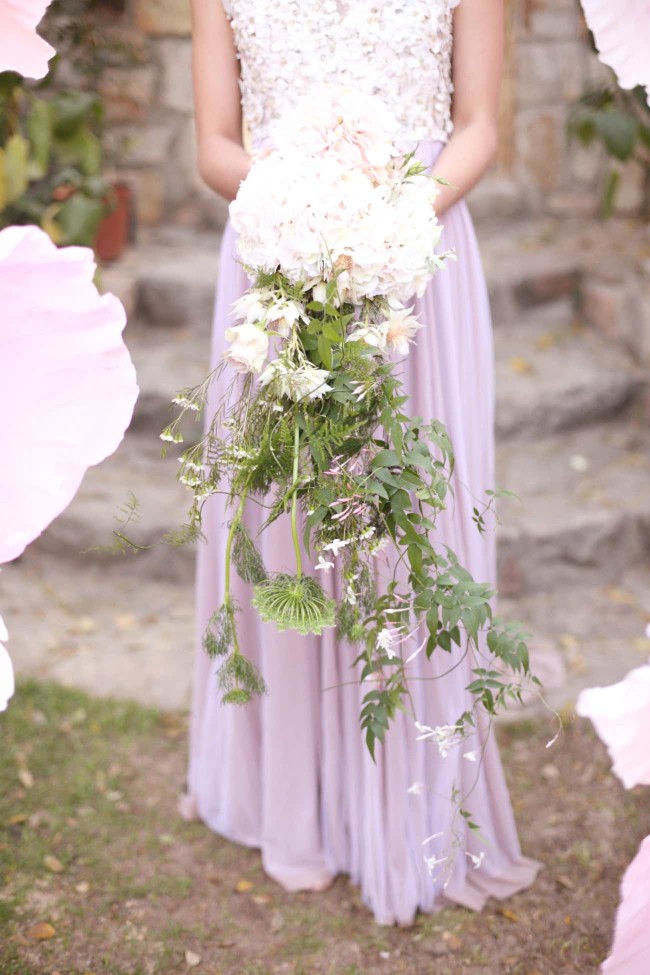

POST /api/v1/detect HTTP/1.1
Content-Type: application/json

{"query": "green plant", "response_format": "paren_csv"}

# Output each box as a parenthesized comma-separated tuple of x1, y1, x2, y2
(569, 83, 650, 216)
(0, 71, 111, 244)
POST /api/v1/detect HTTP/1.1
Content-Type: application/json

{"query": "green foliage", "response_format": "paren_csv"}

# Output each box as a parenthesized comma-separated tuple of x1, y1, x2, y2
(252, 574, 336, 635)
(166, 268, 536, 761)
(232, 523, 267, 584)
(216, 651, 266, 703)
(569, 83, 650, 217)
(0, 74, 110, 243)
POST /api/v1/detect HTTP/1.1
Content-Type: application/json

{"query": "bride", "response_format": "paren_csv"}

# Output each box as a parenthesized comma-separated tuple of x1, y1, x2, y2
(183, 0, 539, 926)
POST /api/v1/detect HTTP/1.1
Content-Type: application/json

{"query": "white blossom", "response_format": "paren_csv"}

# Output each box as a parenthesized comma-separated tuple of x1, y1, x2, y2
(415, 720, 465, 757)
(315, 555, 335, 572)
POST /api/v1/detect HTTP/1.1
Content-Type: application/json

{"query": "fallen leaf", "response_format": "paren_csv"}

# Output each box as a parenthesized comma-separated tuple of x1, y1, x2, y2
(498, 908, 520, 923)
(604, 586, 637, 606)
(536, 330, 559, 350)
(8, 813, 27, 825)
(541, 763, 560, 781)
(251, 894, 270, 905)
(508, 355, 534, 375)
(441, 931, 462, 951)
(75, 881, 90, 894)
(556, 874, 575, 891)
(69, 615, 96, 634)
(114, 613, 137, 630)
(185, 950, 201, 967)
(25, 922, 56, 940)
(234, 879, 254, 893)
(18, 769, 34, 789)
(43, 854, 64, 874)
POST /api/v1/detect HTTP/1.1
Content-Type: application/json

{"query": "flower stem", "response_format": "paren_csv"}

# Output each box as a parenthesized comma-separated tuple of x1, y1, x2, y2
(224, 489, 248, 654)
(291, 419, 302, 578)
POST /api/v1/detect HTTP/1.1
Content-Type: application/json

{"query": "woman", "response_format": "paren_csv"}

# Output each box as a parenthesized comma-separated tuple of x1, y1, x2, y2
(185, 0, 539, 926)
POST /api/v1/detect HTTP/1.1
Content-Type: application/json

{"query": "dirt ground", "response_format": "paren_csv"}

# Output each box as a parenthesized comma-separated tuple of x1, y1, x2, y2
(1, 681, 648, 975)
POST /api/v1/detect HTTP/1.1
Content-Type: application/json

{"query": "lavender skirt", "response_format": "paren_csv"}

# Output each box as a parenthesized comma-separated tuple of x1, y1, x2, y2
(186, 143, 540, 925)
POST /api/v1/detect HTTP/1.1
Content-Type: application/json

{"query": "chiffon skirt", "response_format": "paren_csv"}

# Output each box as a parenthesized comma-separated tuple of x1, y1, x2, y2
(186, 142, 540, 925)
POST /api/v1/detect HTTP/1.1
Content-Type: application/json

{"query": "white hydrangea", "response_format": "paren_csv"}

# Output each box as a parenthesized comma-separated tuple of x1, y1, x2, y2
(229, 86, 448, 306)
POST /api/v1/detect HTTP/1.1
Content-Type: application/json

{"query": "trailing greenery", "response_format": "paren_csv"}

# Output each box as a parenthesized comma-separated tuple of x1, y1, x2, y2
(164, 270, 536, 756)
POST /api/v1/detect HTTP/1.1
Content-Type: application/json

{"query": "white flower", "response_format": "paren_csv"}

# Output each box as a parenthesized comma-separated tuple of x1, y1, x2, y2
(377, 626, 400, 659)
(229, 88, 450, 305)
(223, 322, 269, 374)
(231, 288, 273, 324)
(259, 360, 331, 402)
(384, 304, 422, 355)
(462, 750, 478, 763)
(415, 721, 465, 757)
(267, 297, 307, 337)
(315, 555, 335, 572)
(347, 322, 388, 353)
(344, 584, 357, 605)
(465, 851, 485, 869)
(424, 854, 448, 876)
(322, 538, 351, 556)
(407, 781, 425, 796)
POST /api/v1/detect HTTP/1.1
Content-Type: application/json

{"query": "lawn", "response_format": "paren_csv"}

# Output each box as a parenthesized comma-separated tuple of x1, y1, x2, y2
(1, 681, 647, 975)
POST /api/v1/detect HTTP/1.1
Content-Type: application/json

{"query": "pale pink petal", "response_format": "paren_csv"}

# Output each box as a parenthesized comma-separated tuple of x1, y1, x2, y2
(576, 664, 650, 790)
(0, 635, 15, 712)
(0, 225, 139, 563)
(0, 0, 56, 79)
(602, 835, 650, 973)
(580, 0, 650, 96)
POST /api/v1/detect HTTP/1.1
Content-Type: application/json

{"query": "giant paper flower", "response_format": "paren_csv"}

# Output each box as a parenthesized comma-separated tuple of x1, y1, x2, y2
(576, 662, 650, 790)
(580, 1, 650, 100)
(0, 0, 56, 79)
(0, 610, 13, 712)
(0, 225, 139, 564)
(602, 836, 650, 973)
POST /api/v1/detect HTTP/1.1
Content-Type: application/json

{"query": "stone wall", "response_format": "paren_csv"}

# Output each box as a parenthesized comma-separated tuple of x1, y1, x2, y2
(85, 0, 643, 230)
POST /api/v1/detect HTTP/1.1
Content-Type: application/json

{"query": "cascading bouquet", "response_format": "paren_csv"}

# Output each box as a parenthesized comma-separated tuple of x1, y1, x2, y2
(164, 87, 533, 758)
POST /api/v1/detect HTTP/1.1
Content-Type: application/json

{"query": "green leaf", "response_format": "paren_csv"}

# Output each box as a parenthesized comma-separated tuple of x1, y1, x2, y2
(55, 191, 106, 246)
(3, 133, 29, 203)
(594, 109, 638, 161)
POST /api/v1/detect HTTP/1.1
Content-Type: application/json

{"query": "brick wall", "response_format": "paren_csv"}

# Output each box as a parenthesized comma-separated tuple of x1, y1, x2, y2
(83, 0, 644, 229)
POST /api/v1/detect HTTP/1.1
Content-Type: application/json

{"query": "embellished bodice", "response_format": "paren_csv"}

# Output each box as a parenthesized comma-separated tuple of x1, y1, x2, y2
(222, 0, 459, 149)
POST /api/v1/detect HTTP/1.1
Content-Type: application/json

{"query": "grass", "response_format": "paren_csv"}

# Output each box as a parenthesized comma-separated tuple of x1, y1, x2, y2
(1, 679, 649, 975)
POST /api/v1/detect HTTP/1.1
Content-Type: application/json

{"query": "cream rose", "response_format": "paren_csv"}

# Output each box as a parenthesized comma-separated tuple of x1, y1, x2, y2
(223, 323, 269, 374)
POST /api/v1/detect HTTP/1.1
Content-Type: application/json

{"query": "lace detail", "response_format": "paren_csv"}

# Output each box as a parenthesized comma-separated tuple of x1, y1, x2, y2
(224, 0, 458, 148)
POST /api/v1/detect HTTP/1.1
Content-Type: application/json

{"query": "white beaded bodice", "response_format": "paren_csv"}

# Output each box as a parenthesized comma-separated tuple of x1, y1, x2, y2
(222, 0, 460, 149)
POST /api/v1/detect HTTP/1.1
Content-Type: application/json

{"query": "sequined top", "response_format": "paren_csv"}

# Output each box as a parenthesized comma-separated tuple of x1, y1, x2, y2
(222, 0, 460, 148)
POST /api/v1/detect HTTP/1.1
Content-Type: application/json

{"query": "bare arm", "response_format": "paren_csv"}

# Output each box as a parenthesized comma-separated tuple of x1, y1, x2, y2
(190, 0, 250, 201)
(430, 0, 504, 216)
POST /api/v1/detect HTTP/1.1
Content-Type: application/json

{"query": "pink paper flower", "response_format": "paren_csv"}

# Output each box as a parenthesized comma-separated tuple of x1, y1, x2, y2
(0, 225, 138, 564)
(0, 611, 14, 712)
(580, 1, 650, 99)
(0, 0, 56, 80)
(576, 663, 650, 790)
(602, 836, 650, 973)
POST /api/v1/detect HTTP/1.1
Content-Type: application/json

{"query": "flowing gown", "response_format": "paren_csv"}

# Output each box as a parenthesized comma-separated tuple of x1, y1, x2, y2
(186, 0, 540, 926)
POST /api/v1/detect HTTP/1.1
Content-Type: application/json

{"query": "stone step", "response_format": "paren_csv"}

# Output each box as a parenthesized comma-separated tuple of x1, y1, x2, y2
(8, 540, 648, 712)
(497, 563, 650, 715)
(26, 433, 197, 583)
(121, 313, 646, 444)
(27, 400, 650, 605)
(494, 318, 646, 441)
(100, 222, 589, 333)
(496, 419, 650, 596)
